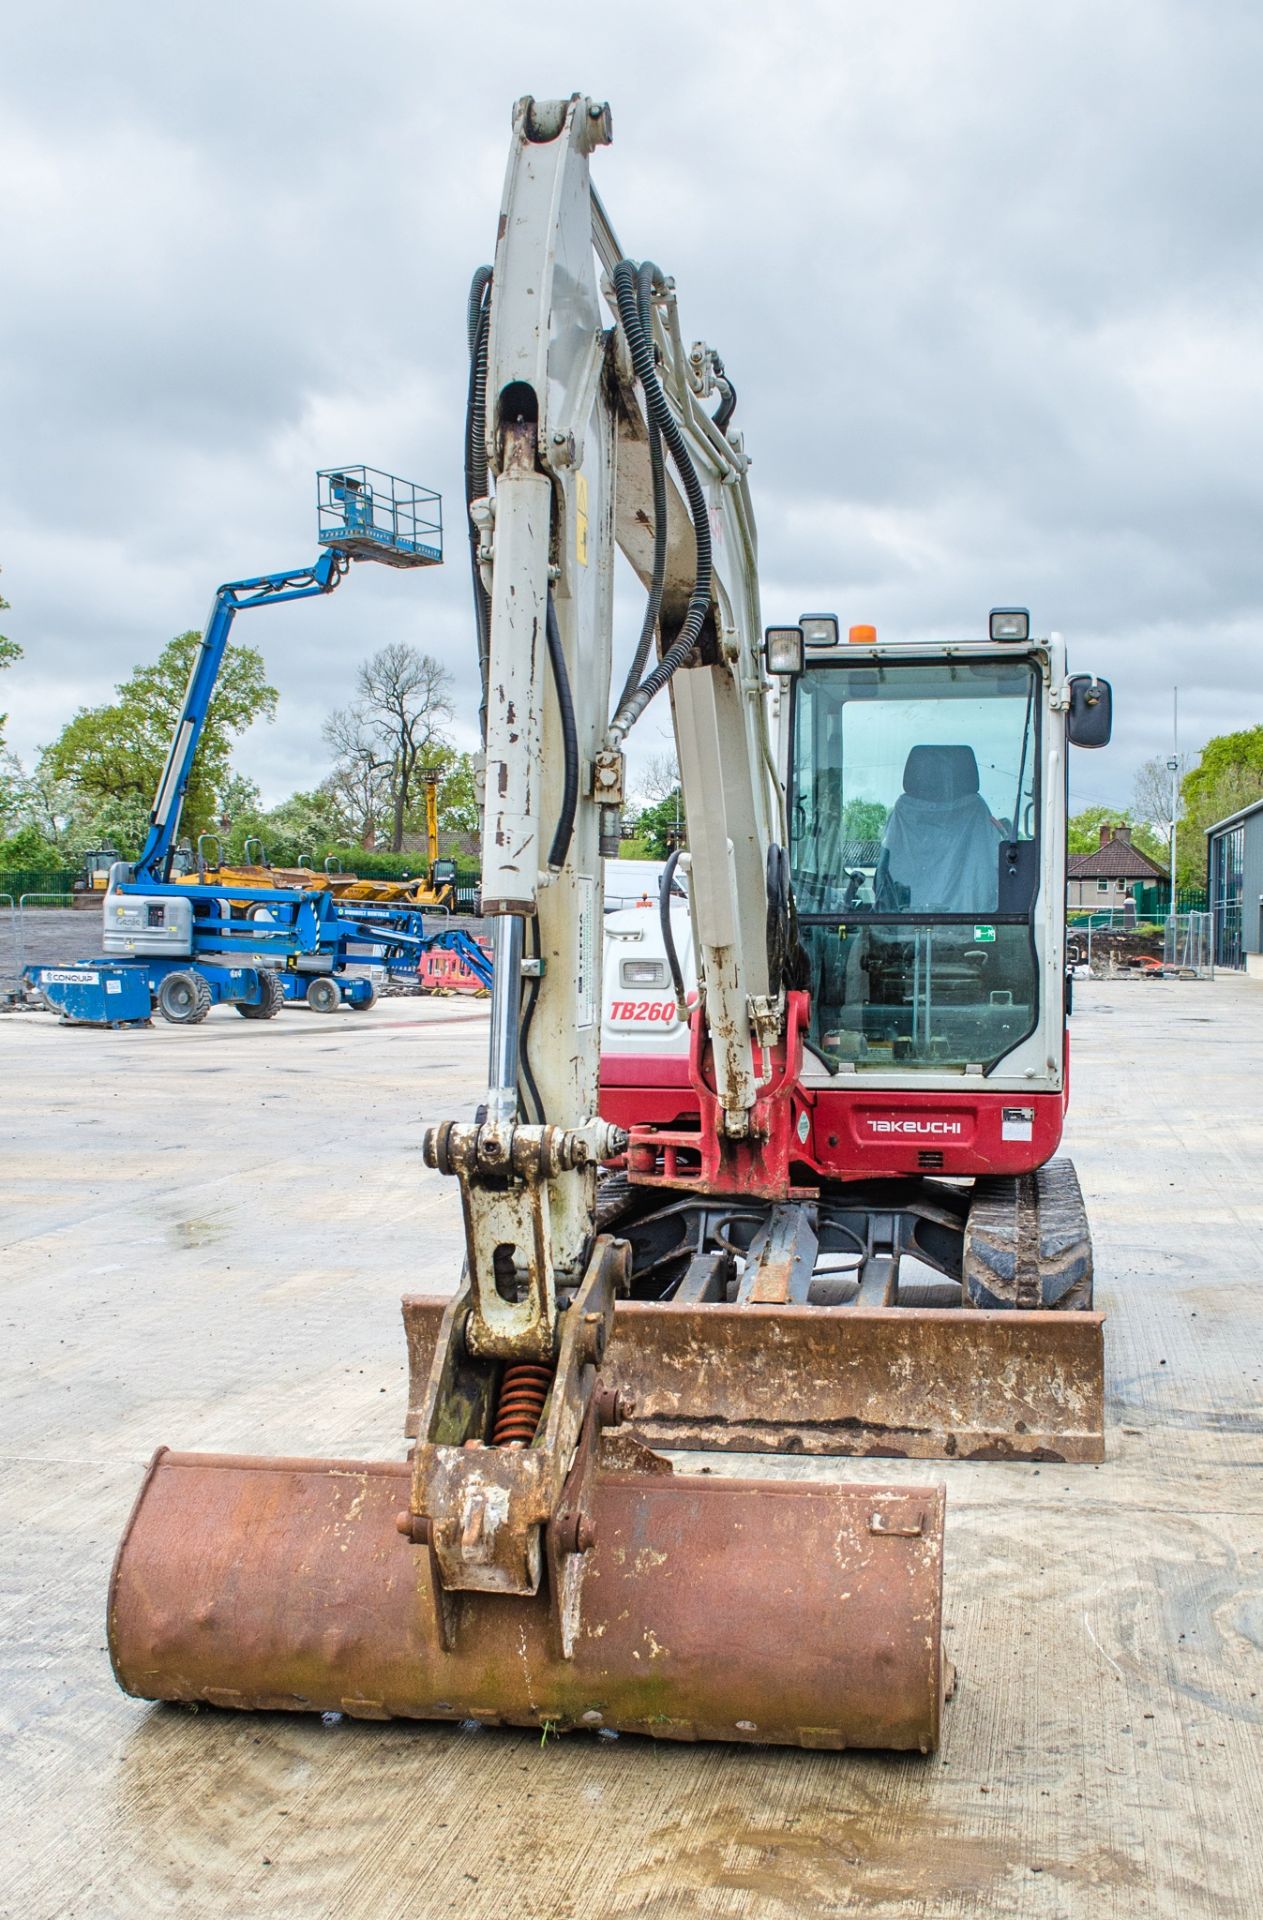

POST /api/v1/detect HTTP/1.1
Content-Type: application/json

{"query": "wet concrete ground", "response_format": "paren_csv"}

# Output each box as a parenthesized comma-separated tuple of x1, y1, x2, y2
(2, 977, 1261, 1918)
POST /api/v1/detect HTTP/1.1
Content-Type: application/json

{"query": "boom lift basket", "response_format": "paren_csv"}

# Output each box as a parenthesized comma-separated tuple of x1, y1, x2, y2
(317, 466, 443, 568)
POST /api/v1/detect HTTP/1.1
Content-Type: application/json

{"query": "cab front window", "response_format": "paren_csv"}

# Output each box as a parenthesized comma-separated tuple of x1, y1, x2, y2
(789, 657, 1041, 1072)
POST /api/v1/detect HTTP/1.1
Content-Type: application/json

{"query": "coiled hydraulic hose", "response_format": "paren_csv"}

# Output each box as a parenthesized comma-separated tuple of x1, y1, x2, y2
(608, 258, 714, 743)
(613, 262, 670, 718)
(465, 267, 493, 739)
(545, 590, 579, 872)
(466, 265, 492, 353)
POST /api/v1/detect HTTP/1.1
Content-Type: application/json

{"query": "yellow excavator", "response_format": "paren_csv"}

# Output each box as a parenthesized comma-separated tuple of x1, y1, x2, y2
(108, 95, 1110, 1754)
(328, 774, 460, 913)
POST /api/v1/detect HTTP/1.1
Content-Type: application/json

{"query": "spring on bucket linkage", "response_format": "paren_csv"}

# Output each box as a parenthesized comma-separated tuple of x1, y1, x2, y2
(492, 1362, 553, 1446)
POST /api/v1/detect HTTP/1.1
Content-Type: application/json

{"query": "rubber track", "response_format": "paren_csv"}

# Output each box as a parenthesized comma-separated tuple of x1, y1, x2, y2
(962, 1156, 1094, 1310)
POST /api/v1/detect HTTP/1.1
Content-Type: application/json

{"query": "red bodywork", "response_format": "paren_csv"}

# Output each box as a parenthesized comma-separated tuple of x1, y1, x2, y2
(602, 995, 1066, 1186)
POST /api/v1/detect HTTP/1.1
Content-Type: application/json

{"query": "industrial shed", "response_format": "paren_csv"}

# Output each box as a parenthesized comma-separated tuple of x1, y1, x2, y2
(1206, 795, 1263, 972)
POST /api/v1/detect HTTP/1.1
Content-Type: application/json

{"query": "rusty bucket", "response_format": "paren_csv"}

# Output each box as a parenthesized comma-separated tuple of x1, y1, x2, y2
(110, 1447, 947, 1752)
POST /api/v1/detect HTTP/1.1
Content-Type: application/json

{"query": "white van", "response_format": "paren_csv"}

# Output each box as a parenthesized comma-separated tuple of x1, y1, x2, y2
(602, 858, 685, 912)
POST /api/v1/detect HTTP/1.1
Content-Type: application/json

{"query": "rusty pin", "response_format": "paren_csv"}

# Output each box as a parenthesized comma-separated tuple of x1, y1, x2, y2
(555, 1511, 598, 1554)
(581, 1311, 608, 1365)
(594, 1385, 632, 1427)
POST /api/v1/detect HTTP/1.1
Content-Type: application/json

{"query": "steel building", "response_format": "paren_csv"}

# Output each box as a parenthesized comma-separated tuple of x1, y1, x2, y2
(1206, 795, 1263, 973)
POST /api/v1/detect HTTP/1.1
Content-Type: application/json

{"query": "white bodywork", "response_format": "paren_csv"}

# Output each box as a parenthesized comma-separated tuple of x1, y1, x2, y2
(601, 900, 695, 1060)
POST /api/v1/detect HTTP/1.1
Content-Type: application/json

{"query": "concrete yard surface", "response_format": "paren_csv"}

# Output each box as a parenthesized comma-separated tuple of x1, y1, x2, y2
(2, 978, 1262, 1918)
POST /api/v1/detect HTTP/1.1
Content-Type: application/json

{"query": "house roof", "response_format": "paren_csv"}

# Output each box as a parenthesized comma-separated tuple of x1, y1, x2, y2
(1067, 840, 1166, 880)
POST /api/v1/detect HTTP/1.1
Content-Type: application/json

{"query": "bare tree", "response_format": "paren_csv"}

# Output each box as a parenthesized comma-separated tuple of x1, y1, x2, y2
(322, 704, 392, 848)
(635, 749, 681, 807)
(1132, 752, 1189, 847)
(356, 645, 454, 852)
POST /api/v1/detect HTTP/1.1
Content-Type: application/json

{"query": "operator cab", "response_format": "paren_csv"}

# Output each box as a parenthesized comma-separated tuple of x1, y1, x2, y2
(785, 616, 1053, 1075)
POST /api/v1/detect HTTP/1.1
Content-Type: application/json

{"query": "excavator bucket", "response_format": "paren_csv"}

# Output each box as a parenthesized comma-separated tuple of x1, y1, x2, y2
(110, 1446, 947, 1752)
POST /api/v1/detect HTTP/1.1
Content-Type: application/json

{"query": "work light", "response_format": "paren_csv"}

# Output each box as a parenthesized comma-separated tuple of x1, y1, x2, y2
(765, 625, 805, 674)
(989, 607, 1030, 642)
(799, 614, 840, 649)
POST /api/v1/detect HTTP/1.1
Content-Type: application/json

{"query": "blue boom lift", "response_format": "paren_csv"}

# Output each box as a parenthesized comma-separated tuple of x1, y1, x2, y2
(27, 471, 489, 1025)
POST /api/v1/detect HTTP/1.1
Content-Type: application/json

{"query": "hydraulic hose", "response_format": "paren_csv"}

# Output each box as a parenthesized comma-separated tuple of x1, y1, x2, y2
(712, 354, 737, 434)
(518, 912, 545, 1123)
(659, 847, 687, 1016)
(545, 589, 579, 872)
(467, 265, 492, 352)
(608, 258, 714, 743)
(465, 267, 493, 739)
(613, 262, 669, 718)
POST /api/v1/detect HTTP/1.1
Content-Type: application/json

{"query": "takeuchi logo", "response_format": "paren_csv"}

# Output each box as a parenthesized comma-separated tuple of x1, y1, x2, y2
(865, 1118, 963, 1136)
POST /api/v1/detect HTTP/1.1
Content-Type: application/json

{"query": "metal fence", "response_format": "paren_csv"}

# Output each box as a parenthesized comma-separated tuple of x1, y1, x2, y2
(1163, 912, 1214, 978)
(1067, 909, 1216, 979)
(10, 893, 85, 985)
(1132, 882, 1208, 919)
(0, 868, 77, 901)
(0, 893, 15, 995)
(1067, 907, 1160, 932)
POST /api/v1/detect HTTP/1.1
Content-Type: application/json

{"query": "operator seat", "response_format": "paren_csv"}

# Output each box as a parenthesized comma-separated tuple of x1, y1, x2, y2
(876, 744, 1002, 913)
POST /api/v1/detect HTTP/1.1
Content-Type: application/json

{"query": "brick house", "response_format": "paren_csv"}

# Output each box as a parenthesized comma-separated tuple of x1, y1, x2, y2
(1067, 823, 1167, 910)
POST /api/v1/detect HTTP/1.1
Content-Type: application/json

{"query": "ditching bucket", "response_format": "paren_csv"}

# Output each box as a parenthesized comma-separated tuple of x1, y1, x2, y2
(110, 1447, 947, 1752)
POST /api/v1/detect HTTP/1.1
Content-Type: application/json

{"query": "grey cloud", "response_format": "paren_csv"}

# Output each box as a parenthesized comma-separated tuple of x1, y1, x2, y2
(3, 0, 1260, 820)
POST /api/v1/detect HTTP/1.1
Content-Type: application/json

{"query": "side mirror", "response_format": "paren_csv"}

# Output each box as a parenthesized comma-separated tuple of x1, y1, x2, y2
(1067, 674, 1112, 748)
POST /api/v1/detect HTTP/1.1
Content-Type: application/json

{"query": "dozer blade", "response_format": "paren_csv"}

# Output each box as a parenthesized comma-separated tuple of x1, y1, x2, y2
(405, 1297, 1106, 1465)
(110, 1447, 947, 1752)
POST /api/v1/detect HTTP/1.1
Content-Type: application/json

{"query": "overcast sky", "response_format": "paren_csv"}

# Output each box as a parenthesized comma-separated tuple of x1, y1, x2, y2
(3, 0, 1261, 819)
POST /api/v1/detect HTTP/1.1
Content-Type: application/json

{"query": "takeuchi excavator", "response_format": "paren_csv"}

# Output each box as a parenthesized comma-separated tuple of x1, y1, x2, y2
(109, 94, 1112, 1753)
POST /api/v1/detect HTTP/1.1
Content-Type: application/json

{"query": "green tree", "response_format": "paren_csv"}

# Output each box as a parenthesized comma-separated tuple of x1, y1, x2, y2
(1066, 805, 1165, 867)
(636, 787, 685, 860)
(0, 821, 63, 869)
(841, 798, 888, 843)
(402, 746, 481, 846)
(1183, 725, 1263, 806)
(242, 787, 347, 866)
(0, 570, 19, 754)
(1177, 727, 1263, 889)
(46, 630, 277, 847)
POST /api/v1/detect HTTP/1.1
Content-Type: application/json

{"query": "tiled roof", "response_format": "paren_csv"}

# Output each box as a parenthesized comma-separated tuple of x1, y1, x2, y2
(1067, 840, 1166, 879)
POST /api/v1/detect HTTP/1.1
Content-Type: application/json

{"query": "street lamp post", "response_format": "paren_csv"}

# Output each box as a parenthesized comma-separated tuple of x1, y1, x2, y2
(1166, 754, 1179, 916)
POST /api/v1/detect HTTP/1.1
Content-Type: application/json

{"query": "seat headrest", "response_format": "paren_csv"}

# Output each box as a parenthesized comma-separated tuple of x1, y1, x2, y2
(902, 745, 981, 802)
